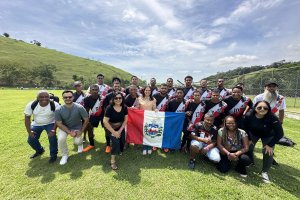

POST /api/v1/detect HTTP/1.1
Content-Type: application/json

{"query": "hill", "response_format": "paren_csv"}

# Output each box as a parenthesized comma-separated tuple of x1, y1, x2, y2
(0, 36, 134, 88)
(204, 61, 300, 96)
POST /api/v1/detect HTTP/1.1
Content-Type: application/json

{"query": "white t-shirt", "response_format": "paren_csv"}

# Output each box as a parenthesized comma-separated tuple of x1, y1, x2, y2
(24, 101, 60, 126)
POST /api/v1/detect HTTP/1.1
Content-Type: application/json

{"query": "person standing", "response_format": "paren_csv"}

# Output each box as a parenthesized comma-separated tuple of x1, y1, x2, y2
(24, 90, 60, 163)
(198, 79, 211, 101)
(216, 78, 231, 100)
(73, 81, 85, 105)
(103, 92, 128, 170)
(166, 78, 176, 99)
(87, 74, 110, 97)
(125, 76, 142, 96)
(82, 85, 103, 152)
(183, 75, 195, 101)
(124, 85, 139, 107)
(134, 86, 157, 155)
(149, 78, 159, 96)
(243, 101, 284, 183)
(55, 90, 89, 165)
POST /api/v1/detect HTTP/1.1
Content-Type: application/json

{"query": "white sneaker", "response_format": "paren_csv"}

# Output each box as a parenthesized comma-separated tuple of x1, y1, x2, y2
(60, 155, 68, 165)
(142, 150, 147, 155)
(78, 144, 83, 153)
(147, 150, 152, 155)
(262, 172, 270, 183)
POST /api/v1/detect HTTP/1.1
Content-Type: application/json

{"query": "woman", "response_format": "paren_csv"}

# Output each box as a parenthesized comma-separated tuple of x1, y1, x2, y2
(103, 92, 128, 170)
(134, 86, 157, 155)
(243, 100, 284, 183)
(217, 116, 251, 177)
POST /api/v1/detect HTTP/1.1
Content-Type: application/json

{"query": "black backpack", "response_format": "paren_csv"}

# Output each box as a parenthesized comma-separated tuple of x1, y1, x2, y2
(31, 100, 56, 112)
(277, 136, 296, 147)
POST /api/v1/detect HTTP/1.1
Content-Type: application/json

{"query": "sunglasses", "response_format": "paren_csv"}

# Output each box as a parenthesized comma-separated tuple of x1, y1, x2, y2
(114, 97, 122, 100)
(257, 106, 269, 111)
(63, 96, 73, 99)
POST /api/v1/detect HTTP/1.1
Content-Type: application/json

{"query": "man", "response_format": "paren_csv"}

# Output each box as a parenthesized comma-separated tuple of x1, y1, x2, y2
(24, 90, 60, 163)
(198, 79, 211, 101)
(217, 78, 231, 100)
(253, 82, 286, 124)
(183, 90, 206, 152)
(153, 83, 169, 111)
(102, 77, 126, 153)
(73, 81, 85, 105)
(125, 85, 139, 107)
(224, 86, 253, 128)
(82, 85, 103, 152)
(183, 75, 196, 101)
(189, 114, 220, 169)
(166, 78, 176, 99)
(55, 90, 89, 165)
(125, 76, 142, 96)
(150, 78, 159, 96)
(203, 89, 227, 128)
(87, 74, 110, 96)
(166, 88, 186, 113)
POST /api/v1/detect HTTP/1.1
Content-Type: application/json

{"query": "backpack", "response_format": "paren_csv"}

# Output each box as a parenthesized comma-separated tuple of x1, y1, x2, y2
(49, 93, 60, 104)
(276, 136, 296, 147)
(31, 100, 56, 112)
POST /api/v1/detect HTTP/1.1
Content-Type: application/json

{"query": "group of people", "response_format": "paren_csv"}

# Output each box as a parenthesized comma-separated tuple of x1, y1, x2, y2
(24, 73, 286, 183)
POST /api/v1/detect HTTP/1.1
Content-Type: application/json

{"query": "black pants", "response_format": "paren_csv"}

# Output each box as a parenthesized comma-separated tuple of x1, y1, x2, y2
(110, 130, 125, 155)
(248, 134, 274, 172)
(217, 153, 252, 174)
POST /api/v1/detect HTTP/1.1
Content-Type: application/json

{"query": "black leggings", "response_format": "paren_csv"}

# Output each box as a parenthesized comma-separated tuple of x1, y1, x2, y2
(248, 134, 274, 172)
(110, 130, 125, 155)
(217, 153, 252, 173)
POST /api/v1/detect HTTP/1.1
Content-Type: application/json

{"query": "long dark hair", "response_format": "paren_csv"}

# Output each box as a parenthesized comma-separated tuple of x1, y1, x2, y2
(111, 91, 125, 106)
(252, 100, 272, 117)
(221, 116, 240, 145)
(141, 86, 154, 100)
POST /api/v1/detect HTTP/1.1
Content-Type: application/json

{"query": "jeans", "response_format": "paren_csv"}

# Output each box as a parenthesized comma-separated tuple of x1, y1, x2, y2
(27, 123, 57, 157)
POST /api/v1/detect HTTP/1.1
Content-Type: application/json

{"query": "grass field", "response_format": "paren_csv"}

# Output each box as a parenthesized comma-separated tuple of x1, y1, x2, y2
(1, 89, 300, 199)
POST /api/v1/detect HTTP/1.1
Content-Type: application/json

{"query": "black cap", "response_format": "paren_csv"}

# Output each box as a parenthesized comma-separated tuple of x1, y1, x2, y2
(265, 81, 278, 87)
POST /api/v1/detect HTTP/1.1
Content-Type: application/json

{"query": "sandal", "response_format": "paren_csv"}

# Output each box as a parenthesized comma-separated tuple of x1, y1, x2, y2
(111, 162, 118, 170)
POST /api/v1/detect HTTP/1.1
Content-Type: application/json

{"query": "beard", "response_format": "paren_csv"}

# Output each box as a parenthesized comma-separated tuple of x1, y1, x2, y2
(263, 89, 278, 103)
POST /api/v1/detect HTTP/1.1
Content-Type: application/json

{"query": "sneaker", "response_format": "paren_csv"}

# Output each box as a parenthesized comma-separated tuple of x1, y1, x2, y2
(60, 155, 68, 165)
(262, 172, 270, 183)
(240, 172, 248, 178)
(105, 146, 111, 153)
(83, 145, 94, 152)
(147, 150, 152, 155)
(142, 150, 147, 155)
(48, 156, 57, 164)
(78, 144, 83, 153)
(152, 147, 158, 151)
(30, 149, 45, 159)
(188, 159, 195, 170)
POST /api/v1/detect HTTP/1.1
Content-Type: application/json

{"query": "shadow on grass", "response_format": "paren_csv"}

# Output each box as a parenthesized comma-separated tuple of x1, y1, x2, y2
(25, 142, 300, 198)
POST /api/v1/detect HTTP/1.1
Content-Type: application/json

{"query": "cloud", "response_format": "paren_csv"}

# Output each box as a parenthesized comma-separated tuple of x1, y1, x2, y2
(122, 8, 149, 22)
(214, 54, 258, 66)
(212, 0, 283, 26)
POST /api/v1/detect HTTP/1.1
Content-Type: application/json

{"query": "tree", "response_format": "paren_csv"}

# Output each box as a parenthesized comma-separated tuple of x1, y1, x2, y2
(31, 40, 42, 46)
(31, 64, 57, 87)
(3, 33, 9, 38)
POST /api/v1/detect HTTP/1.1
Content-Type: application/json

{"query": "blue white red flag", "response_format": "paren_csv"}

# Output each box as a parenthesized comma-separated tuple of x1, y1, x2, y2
(126, 109, 185, 149)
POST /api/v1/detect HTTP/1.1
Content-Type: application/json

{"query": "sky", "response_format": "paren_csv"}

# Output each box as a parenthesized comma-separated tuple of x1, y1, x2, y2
(1, 0, 300, 83)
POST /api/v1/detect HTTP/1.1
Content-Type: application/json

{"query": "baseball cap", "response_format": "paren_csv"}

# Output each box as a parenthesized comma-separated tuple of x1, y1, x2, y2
(264, 81, 278, 87)
(73, 81, 82, 86)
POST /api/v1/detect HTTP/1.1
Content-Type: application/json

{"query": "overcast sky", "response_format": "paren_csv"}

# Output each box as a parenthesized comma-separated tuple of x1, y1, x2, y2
(1, 0, 300, 83)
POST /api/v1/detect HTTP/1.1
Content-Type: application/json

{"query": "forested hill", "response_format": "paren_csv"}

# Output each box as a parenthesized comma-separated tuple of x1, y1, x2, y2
(0, 36, 133, 88)
(204, 61, 300, 95)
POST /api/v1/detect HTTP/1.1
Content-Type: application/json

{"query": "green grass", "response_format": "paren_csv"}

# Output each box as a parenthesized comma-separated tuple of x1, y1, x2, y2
(1, 90, 300, 199)
(0, 36, 133, 85)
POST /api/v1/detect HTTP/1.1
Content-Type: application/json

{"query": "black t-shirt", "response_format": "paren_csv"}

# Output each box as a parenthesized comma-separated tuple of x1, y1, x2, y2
(185, 101, 202, 121)
(125, 94, 137, 107)
(104, 105, 128, 123)
(153, 93, 169, 106)
(193, 121, 218, 141)
(243, 112, 284, 147)
(166, 99, 185, 112)
(83, 95, 100, 110)
(224, 96, 253, 117)
(204, 100, 226, 128)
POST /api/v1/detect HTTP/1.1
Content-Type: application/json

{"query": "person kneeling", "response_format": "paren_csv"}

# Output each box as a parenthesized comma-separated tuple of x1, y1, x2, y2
(189, 114, 220, 170)
(217, 116, 251, 177)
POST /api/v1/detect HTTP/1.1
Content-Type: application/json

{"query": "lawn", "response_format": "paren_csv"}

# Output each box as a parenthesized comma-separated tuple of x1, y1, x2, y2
(0, 89, 299, 199)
